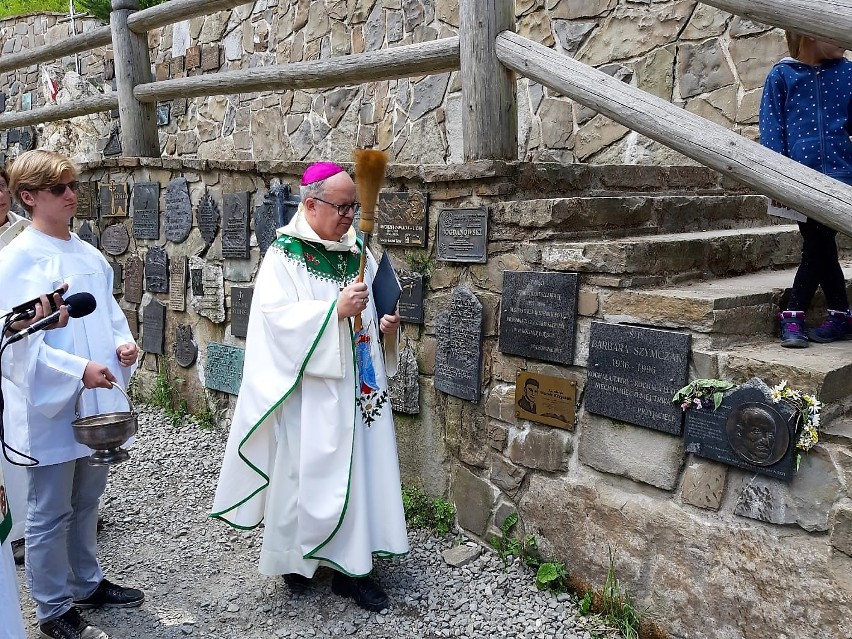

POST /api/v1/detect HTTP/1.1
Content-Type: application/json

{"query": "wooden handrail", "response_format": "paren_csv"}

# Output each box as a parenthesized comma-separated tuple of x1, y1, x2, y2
(495, 31, 852, 236)
(0, 26, 111, 74)
(0, 94, 118, 129)
(127, 0, 254, 34)
(699, 1, 852, 50)
(133, 37, 461, 102)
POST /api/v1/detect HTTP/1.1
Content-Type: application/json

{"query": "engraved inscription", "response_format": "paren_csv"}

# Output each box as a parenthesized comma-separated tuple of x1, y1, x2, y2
(397, 270, 424, 324)
(377, 192, 428, 247)
(222, 192, 250, 259)
(174, 324, 198, 368)
(196, 192, 220, 245)
(124, 256, 144, 304)
(169, 257, 187, 312)
(434, 288, 483, 402)
(145, 246, 168, 294)
(230, 286, 253, 338)
(205, 342, 245, 395)
(75, 182, 98, 219)
(101, 223, 130, 256)
(132, 182, 160, 240)
(142, 298, 166, 355)
(436, 208, 488, 263)
(164, 177, 192, 243)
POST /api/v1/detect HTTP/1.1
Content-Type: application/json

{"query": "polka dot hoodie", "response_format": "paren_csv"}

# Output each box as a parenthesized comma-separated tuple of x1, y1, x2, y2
(759, 56, 852, 186)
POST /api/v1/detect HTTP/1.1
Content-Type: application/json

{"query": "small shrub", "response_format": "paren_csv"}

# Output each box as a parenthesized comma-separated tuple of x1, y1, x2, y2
(401, 485, 456, 535)
(535, 561, 568, 593)
(579, 591, 593, 616)
(73, 0, 171, 22)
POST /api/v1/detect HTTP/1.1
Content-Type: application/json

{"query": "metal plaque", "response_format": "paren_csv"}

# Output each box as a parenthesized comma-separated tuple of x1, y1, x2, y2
(174, 324, 198, 368)
(389, 342, 420, 414)
(132, 182, 160, 240)
(124, 256, 144, 304)
(100, 182, 129, 218)
(141, 298, 166, 355)
(498, 271, 579, 366)
(19, 127, 36, 151)
(585, 322, 691, 435)
(185, 45, 201, 69)
(397, 270, 424, 324)
(684, 379, 797, 482)
(110, 261, 123, 295)
(200, 44, 221, 72)
(21, 92, 32, 111)
(189, 257, 225, 323)
(123, 307, 138, 339)
(157, 103, 170, 126)
(172, 98, 188, 117)
(144, 246, 168, 293)
(101, 223, 130, 256)
(104, 57, 115, 81)
(75, 182, 98, 219)
(515, 371, 577, 431)
(254, 184, 298, 256)
(103, 127, 122, 156)
(436, 208, 488, 263)
(7, 128, 19, 144)
(205, 342, 245, 395)
(190, 265, 204, 296)
(222, 192, 250, 259)
(230, 286, 253, 338)
(169, 256, 187, 312)
(77, 221, 98, 248)
(377, 191, 428, 247)
(164, 177, 192, 243)
(196, 192, 220, 245)
(434, 287, 483, 402)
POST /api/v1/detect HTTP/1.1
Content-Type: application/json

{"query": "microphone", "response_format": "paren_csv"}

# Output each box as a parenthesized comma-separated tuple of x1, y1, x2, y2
(5, 293, 97, 346)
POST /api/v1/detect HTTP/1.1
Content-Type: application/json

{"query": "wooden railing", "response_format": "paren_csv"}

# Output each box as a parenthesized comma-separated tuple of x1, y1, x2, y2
(0, 0, 849, 236)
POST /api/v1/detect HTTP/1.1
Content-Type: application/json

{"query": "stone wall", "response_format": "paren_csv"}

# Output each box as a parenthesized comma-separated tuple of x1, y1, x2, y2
(2, 1, 791, 166)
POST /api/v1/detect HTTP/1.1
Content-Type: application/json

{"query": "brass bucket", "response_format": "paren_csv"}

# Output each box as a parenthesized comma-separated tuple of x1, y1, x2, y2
(71, 384, 137, 466)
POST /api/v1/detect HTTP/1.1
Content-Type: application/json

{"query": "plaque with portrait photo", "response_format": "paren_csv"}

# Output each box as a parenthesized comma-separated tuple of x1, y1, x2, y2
(377, 191, 428, 247)
(515, 371, 577, 431)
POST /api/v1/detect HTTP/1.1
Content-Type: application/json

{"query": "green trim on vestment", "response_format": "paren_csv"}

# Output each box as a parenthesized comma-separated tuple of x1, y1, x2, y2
(210, 299, 340, 527)
(0, 510, 11, 545)
(270, 235, 361, 285)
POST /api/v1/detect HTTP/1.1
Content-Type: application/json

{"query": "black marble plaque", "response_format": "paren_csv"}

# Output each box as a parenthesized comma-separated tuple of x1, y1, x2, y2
(169, 256, 187, 312)
(7, 129, 19, 144)
(123, 307, 138, 339)
(77, 221, 98, 248)
(397, 270, 424, 324)
(585, 322, 691, 435)
(436, 208, 488, 263)
(157, 103, 170, 126)
(254, 184, 298, 256)
(205, 342, 245, 395)
(124, 256, 144, 304)
(196, 192, 220, 245)
(222, 192, 250, 259)
(434, 288, 483, 402)
(378, 192, 428, 247)
(145, 246, 168, 293)
(165, 177, 192, 243)
(101, 223, 130, 256)
(190, 266, 204, 296)
(141, 298, 166, 355)
(174, 324, 198, 368)
(684, 379, 797, 481)
(498, 271, 579, 366)
(132, 182, 160, 240)
(100, 183, 129, 218)
(230, 286, 253, 338)
(75, 182, 98, 219)
(110, 262, 123, 295)
(172, 98, 188, 117)
(103, 127, 121, 156)
(19, 127, 35, 151)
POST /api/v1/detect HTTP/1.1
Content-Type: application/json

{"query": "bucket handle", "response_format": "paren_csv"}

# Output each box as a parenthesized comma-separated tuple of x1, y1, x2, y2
(74, 383, 135, 419)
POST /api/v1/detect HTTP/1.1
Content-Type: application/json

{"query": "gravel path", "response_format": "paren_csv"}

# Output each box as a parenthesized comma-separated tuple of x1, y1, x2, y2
(17, 407, 619, 639)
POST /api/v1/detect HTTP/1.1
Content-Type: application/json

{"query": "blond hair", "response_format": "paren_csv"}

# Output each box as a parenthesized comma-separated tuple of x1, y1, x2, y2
(8, 150, 78, 213)
(785, 31, 803, 58)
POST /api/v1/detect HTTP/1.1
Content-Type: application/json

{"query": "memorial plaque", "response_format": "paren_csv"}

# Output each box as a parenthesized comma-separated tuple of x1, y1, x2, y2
(434, 288, 483, 402)
(230, 286, 253, 338)
(164, 177, 192, 243)
(104, 57, 115, 81)
(254, 185, 298, 256)
(174, 324, 198, 368)
(196, 192, 220, 245)
(222, 192, 250, 259)
(19, 127, 35, 151)
(0, 91, 6, 112)
(200, 44, 221, 72)
(132, 182, 160, 240)
(389, 343, 420, 414)
(123, 307, 138, 339)
(21, 92, 32, 111)
(141, 298, 166, 355)
(145, 246, 168, 293)
(110, 262, 123, 295)
(436, 208, 488, 263)
(684, 379, 797, 481)
(157, 103, 170, 126)
(101, 223, 130, 256)
(124, 256, 144, 304)
(498, 271, 579, 366)
(377, 192, 428, 247)
(172, 98, 188, 117)
(585, 322, 691, 435)
(190, 266, 204, 296)
(205, 342, 245, 395)
(189, 256, 225, 323)
(100, 183, 129, 218)
(75, 182, 98, 219)
(77, 221, 98, 248)
(397, 270, 424, 324)
(185, 45, 201, 69)
(103, 128, 122, 156)
(7, 129, 19, 144)
(515, 371, 577, 431)
(169, 257, 187, 311)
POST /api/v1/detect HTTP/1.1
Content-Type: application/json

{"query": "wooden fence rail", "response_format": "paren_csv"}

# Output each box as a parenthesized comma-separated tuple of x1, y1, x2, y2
(0, 94, 117, 129)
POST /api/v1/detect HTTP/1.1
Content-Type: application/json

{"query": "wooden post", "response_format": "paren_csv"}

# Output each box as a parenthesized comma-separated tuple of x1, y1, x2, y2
(111, 0, 159, 157)
(459, 0, 517, 161)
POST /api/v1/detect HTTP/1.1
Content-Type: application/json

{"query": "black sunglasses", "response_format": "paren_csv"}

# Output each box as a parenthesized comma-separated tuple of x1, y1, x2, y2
(38, 181, 80, 196)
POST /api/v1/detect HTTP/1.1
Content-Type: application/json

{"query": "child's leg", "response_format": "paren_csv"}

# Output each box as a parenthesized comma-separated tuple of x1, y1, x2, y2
(67, 458, 109, 600)
(786, 219, 826, 311)
(801, 219, 852, 342)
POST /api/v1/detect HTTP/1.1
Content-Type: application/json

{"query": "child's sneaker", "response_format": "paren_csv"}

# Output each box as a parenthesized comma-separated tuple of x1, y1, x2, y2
(779, 311, 808, 348)
(809, 309, 852, 343)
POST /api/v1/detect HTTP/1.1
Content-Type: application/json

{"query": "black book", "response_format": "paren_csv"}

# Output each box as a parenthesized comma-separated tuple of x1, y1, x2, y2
(372, 251, 402, 319)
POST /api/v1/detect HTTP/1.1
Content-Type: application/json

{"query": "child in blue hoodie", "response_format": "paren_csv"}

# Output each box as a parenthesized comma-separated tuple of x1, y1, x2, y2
(759, 32, 852, 348)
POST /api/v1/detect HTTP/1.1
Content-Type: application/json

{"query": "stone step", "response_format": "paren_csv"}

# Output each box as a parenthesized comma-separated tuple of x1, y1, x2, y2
(492, 194, 774, 240)
(541, 225, 801, 279)
(821, 419, 852, 445)
(599, 263, 852, 343)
